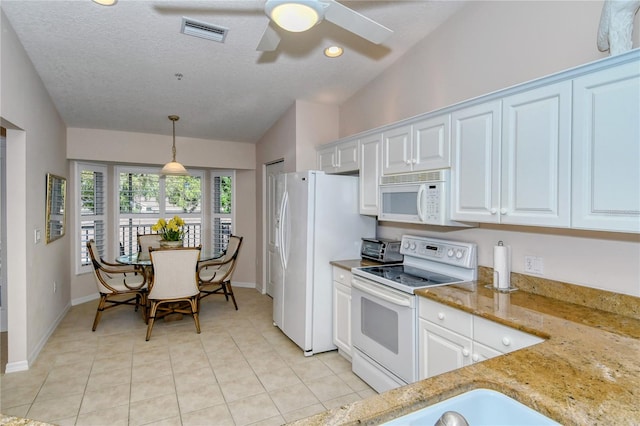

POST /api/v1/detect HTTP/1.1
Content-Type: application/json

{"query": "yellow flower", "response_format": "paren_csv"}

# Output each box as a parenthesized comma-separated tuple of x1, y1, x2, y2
(153, 216, 185, 241)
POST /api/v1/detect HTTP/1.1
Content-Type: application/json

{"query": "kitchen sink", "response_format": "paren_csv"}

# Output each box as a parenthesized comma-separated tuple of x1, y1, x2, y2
(382, 388, 560, 425)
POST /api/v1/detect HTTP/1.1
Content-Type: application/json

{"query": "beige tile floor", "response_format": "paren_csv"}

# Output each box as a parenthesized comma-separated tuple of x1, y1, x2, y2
(1, 288, 376, 425)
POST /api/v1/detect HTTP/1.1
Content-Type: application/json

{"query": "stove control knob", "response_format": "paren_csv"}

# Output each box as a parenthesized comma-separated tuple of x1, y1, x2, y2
(447, 249, 454, 257)
(409, 242, 417, 250)
(455, 250, 464, 259)
(403, 241, 410, 249)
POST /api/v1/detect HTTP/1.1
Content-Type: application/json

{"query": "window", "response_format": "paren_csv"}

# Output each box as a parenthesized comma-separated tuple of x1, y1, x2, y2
(77, 163, 107, 273)
(212, 171, 234, 253)
(117, 167, 203, 254)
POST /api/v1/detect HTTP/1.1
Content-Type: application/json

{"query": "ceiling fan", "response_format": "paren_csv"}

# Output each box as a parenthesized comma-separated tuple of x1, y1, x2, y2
(256, 0, 393, 51)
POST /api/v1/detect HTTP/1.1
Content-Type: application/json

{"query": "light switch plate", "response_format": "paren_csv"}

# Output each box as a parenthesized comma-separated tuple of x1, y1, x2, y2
(34, 228, 42, 244)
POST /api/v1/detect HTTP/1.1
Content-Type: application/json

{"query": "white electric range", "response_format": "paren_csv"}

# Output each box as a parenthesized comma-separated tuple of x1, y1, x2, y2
(350, 235, 477, 393)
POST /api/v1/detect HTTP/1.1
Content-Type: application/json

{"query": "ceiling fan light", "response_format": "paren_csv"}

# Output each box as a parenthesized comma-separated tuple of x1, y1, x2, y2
(92, 0, 117, 6)
(269, 2, 322, 32)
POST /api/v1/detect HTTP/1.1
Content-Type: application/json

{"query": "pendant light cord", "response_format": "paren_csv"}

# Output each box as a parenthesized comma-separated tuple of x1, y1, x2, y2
(172, 119, 177, 162)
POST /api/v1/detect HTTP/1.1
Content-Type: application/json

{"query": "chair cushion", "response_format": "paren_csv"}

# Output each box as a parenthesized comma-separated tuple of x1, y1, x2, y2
(98, 272, 146, 294)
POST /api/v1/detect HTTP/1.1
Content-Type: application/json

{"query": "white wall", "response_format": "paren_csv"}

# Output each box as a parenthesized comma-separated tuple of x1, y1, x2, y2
(254, 100, 339, 291)
(67, 127, 255, 170)
(340, 1, 640, 297)
(1, 11, 71, 371)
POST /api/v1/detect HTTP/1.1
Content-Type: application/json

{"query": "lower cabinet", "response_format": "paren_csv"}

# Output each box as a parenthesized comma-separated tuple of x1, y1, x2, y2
(418, 297, 543, 380)
(332, 266, 353, 359)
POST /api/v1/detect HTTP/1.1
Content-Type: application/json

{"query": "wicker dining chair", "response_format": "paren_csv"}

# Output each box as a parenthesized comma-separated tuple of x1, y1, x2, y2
(87, 239, 148, 331)
(137, 233, 163, 261)
(146, 246, 202, 341)
(197, 235, 243, 310)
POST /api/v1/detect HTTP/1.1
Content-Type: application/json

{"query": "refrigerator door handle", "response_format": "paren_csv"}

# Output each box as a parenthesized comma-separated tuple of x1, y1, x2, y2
(279, 191, 289, 269)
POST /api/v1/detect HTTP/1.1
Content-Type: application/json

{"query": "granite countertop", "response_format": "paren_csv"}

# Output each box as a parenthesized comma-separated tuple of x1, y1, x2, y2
(296, 263, 640, 425)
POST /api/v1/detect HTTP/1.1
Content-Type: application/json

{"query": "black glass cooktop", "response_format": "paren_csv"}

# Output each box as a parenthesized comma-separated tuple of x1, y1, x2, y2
(360, 264, 459, 288)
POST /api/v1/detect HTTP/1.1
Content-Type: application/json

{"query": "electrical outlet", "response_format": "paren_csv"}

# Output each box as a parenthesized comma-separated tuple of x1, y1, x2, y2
(524, 256, 544, 274)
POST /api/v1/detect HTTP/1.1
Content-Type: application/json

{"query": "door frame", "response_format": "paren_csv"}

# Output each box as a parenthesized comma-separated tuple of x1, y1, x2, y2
(262, 159, 284, 297)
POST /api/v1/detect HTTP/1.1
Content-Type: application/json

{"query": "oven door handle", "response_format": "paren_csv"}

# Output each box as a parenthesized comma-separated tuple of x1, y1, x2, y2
(352, 278, 412, 307)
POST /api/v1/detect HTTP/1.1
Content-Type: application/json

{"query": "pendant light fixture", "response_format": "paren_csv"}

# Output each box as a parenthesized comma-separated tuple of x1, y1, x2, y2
(160, 115, 188, 176)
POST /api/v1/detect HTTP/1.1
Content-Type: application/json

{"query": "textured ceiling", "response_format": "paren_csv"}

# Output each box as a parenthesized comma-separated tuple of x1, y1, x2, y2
(1, 0, 466, 143)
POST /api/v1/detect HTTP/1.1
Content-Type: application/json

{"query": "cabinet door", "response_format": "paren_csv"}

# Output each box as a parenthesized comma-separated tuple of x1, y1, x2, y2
(336, 139, 359, 173)
(572, 61, 640, 233)
(317, 146, 336, 173)
(501, 82, 572, 227)
(418, 319, 472, 380)
(333, 281, 352, 357)
(382, 125, 413, 175)
(451, 100, 502, 222)
(359, 134, 382, 215)
(413, 114, 451, 171)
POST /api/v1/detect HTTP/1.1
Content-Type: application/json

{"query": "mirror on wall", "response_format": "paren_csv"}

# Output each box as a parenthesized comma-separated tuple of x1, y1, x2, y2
(45, 173, 66, 243)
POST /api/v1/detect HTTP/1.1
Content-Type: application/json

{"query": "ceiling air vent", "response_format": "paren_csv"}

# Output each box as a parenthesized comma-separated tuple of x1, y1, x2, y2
(181, 17, 229, 43)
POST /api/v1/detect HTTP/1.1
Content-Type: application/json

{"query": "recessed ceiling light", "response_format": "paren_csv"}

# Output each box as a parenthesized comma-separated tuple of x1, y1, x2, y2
(324, 46, 344, 58)
(92, 0, 117, 6)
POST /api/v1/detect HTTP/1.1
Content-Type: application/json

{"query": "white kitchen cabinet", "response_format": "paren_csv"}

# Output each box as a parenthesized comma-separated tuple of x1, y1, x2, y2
(317, 139, 359, 174)
(418, 298, 473, 380)
(413, 115, 451, 171)
(451, 81, 571, 227)
(382, 125, 413, 175)
(382, 115, 451, 176)
(332, 266, 353, 359)
(473, 316, 543, 355)
(418, 318, 472, 380)
(572, 60, 640, 233)
(418, 297, 543, 380)
(359, 133, 382, 216)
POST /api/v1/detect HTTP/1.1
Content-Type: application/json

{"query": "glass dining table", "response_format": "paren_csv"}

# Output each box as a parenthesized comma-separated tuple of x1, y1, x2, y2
(116, 248, 223, 267)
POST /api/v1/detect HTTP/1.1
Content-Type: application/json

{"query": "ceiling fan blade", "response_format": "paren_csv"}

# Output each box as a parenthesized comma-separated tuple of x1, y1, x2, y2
(257, 21, 281, 51)
(323, 0, 393, 45)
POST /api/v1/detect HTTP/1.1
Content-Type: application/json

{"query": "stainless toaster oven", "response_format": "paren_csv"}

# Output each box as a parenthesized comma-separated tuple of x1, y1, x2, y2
(361, 238, 403, 263)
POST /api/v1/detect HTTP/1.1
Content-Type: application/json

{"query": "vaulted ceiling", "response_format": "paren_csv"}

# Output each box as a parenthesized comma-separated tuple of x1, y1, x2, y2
(2, 1, 466, 143)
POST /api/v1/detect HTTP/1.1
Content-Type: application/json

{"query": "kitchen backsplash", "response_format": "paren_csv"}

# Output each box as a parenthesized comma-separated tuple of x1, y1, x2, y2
(478, 266, 640, 320)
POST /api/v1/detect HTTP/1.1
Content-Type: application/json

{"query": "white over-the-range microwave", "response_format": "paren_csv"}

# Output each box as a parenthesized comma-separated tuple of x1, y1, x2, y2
(378, 169, 473, 227)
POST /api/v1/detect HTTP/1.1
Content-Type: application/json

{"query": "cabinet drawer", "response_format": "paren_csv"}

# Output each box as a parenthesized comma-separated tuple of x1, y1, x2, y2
(474, 316, 543, 353)
(419, 298, 472, 338)
(332, 267, 352, 287)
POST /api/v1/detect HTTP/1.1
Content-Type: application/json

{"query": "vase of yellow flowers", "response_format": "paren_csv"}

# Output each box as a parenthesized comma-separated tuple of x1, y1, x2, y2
(152, 215, 185, 247)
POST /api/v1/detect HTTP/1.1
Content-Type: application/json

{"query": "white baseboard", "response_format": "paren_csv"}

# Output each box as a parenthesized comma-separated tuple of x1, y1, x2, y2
(72, 292, 100, 306)
(232, 281, 256, 289)
(5, 301, 71, 374)
(27, 301, 71, 369)
(5, 359, 29, 373)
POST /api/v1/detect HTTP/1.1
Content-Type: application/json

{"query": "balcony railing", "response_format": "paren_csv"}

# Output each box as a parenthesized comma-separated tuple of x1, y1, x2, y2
(80, 219, 231, 266)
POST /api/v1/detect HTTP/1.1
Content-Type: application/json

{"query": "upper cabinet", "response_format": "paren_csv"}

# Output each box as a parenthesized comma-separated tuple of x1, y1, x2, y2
(451, 81, 572, 227)
(359, 133, 382, 216)
(316, 49, 639, 233)
(572, 61, 640, 233)
(317, 138, 359, 174)
(382, 115, 451, 175)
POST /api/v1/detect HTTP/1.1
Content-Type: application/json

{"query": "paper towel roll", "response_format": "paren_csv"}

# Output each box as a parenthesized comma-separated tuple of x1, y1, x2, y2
(493, 241, 511, 290)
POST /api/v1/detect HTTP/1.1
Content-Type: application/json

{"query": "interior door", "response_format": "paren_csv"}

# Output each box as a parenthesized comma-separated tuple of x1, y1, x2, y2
(265, 160, 284, 298)
(0, 131, 5, 333)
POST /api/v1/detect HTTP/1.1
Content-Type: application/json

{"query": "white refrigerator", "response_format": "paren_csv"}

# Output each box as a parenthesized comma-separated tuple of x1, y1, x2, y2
(273, 170, 376, 355)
